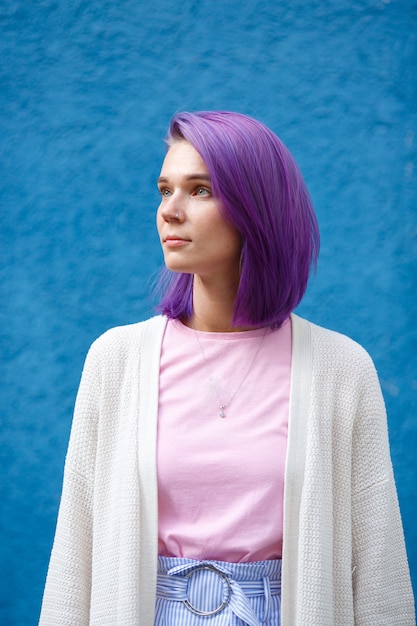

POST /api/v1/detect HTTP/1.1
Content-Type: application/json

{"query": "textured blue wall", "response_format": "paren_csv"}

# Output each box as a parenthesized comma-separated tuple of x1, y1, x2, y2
(1, 0, 416, 622)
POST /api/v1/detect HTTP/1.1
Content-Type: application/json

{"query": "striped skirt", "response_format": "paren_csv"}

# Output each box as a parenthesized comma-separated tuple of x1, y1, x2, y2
(155, 556, 281, 625)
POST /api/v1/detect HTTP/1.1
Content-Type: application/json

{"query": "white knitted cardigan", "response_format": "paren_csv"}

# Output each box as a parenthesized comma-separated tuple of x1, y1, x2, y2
(39, 314, 415, 625)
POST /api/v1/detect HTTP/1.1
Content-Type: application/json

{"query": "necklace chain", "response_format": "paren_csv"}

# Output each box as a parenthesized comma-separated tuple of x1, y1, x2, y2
(191, 323, 268, 417)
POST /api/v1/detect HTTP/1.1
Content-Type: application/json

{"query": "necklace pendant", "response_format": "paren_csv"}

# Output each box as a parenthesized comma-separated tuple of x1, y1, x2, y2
(219, 404, 227, 418)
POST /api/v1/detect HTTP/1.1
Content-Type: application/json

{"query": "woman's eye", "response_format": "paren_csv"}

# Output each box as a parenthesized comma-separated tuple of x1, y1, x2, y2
(159, 188, 172, 197)
(195, 187, 210, 197)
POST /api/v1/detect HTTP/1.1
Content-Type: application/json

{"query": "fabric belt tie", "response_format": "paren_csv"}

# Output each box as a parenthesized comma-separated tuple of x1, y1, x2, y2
(156, 560, 281, 626)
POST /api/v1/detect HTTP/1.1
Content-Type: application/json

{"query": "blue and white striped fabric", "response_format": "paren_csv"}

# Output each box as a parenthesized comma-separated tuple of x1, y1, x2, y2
(155, 556, 281, 625)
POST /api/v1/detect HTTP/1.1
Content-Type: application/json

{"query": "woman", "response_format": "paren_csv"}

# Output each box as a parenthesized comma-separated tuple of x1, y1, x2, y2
(39, 111, 415, 625)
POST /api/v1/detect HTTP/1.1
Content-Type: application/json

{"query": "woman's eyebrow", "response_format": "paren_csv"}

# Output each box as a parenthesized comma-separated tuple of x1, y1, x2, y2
(157, 174, 211, 184)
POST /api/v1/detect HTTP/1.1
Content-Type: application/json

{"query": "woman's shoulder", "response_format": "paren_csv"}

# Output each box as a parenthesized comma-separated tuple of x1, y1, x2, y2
(292, 314, 377, 374)
(87, 315, 167, 360)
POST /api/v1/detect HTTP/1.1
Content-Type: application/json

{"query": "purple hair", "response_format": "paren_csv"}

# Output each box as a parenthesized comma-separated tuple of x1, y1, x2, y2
(157, 111, 320, 328)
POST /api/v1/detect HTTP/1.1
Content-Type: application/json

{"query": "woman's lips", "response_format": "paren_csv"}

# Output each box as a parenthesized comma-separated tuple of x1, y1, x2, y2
(163, 236, 190, 247)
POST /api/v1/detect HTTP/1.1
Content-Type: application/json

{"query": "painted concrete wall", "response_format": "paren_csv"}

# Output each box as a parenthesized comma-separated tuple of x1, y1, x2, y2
(1, 0, 416, 622)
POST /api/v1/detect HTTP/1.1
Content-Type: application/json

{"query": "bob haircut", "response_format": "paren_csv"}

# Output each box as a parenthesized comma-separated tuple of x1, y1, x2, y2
(157, 111, 320, 328)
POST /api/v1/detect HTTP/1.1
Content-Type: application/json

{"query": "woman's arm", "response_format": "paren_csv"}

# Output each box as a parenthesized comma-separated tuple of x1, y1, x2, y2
(39, 343, 100, 625)
(351, 358, 415, 624)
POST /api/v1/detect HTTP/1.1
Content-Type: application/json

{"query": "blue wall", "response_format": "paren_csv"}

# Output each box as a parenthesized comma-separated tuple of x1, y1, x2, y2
(1, 0, 416, 622)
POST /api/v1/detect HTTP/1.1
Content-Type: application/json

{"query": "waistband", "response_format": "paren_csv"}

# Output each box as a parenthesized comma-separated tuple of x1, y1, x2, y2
(157, 556, 281, 625)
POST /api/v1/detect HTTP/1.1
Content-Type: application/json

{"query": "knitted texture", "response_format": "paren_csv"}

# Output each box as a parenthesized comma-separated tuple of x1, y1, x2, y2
(281, 320, 415, 625)
(39, 315, 415, 625)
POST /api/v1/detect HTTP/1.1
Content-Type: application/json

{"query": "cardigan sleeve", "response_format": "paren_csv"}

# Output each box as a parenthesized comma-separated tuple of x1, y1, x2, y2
(39, 341, 101, 626)
(351, 353, 415, 625)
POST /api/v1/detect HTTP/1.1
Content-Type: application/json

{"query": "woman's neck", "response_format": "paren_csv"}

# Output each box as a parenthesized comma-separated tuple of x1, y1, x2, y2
(183, 274, 254, 333)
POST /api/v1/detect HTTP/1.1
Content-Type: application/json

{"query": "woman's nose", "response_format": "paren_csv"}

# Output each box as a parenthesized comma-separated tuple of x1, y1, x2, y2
(160, 193, 183, 222)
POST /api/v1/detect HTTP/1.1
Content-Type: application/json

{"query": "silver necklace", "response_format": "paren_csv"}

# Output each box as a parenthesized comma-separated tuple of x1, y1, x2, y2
(191, 323, 268, 418)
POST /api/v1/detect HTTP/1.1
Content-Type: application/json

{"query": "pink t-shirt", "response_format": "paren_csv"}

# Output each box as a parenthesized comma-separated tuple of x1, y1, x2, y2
(157, 317, 291, 562)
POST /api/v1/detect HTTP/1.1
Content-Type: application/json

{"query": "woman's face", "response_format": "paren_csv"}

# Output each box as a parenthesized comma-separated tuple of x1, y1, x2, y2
(156, 141, 241, 284)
